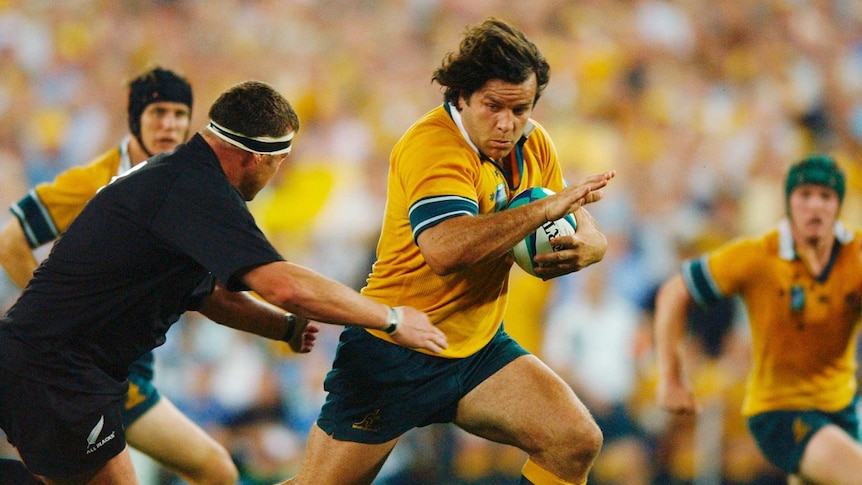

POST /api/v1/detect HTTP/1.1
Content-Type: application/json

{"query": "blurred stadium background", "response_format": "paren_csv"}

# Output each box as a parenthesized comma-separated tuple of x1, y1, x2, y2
(1, 1, 862, 483)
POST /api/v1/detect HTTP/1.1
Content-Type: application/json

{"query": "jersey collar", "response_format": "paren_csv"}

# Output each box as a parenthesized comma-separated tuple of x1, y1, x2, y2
(778, 218, 852, 261)
(118, 135, 133, 176)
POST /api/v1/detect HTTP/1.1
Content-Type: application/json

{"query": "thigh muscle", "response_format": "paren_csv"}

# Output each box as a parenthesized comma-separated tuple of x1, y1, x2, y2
(454, 355, 594, 453)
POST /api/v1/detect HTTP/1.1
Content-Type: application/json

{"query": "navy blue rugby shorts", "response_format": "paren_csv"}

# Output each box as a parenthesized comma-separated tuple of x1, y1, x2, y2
(122, 351, 161, 428)
(317, 323, 528, 443)
(747, 395, 860, 474)
(0, 367, 126, 478)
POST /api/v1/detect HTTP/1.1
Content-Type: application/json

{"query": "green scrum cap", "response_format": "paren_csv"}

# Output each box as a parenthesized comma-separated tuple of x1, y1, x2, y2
(785, 154, 845, 209)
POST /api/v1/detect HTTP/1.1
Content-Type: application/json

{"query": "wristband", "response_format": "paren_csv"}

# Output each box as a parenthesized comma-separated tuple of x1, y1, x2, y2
(280, 314, 297, 342)
(383, 306, 401, 335)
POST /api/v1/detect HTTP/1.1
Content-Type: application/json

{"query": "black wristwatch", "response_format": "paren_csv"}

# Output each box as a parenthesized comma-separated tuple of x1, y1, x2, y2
(383, 306, 401, 335)
(280, 314, 297, 342)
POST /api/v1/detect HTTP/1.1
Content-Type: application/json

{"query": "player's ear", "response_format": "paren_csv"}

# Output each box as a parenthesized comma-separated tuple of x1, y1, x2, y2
(244, 152, 263, 168)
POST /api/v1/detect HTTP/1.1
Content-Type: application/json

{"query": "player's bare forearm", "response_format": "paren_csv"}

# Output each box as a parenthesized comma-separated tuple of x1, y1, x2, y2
(653, 274, 699, 414)
(417, 171, 615, 276)
(199, 286, 321, 353)
(417, 205, 549, 275)
(200, 285, 295, 339)
(243, 261, 448, 353)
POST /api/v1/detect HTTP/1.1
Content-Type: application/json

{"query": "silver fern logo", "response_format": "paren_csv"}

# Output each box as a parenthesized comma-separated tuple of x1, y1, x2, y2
(85, 415, 116, 455)
(87, 416, 105, 446)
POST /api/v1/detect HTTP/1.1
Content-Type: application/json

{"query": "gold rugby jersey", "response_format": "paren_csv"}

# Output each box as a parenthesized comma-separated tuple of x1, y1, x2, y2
(682, 220, 862, 416)
(12, 138, 131, 247)
(362, 104, 566, 358)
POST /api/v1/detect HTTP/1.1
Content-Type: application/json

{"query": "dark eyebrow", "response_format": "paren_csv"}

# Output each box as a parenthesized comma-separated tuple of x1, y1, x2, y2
(482, 93, 532, 110)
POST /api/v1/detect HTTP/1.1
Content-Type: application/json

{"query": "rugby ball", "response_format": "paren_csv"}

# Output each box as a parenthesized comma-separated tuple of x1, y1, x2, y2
(506, 187, 577, 277)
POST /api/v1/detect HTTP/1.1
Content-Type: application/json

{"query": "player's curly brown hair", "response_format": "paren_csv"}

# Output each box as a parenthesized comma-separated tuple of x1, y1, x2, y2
(432, 17, 550, 107)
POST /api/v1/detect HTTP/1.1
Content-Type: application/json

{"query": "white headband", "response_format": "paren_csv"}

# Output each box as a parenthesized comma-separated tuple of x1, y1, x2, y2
(207, 120, 294, 155)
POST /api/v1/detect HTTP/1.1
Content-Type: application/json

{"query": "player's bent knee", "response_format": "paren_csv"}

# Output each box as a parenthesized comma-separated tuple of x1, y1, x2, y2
(558, 415, 603, 466)
(525, 404, 604, 462)
(525, 416, 603, 469)
(576, 419, 604, 459)
(188, 445, 239, 485)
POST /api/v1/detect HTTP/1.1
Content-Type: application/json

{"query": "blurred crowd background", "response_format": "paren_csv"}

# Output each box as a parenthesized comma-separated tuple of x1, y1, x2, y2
(2, 0, 862, 484)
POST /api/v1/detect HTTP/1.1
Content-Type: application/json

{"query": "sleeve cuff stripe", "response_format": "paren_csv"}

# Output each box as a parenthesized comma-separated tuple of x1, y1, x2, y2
(409, 195, 478, 242)
(681, 257, 722, 306)
(408, 195, 477, 217)
(11, 190, 60, 248)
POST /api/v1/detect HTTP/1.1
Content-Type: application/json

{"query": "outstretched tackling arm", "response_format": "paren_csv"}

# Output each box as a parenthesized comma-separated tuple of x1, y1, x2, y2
(243, 260, 448, 353)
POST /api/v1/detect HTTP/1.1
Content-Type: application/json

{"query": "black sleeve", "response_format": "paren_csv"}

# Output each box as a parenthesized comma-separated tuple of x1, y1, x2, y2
(151, 164, 284, 291)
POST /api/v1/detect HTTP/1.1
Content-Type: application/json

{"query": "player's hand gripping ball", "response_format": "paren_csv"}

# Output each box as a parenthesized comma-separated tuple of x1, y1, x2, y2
(506, 187, 577, 277)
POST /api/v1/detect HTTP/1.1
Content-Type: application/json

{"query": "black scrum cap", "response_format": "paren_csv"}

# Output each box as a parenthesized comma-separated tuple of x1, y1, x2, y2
(127, 67, 193, 139)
